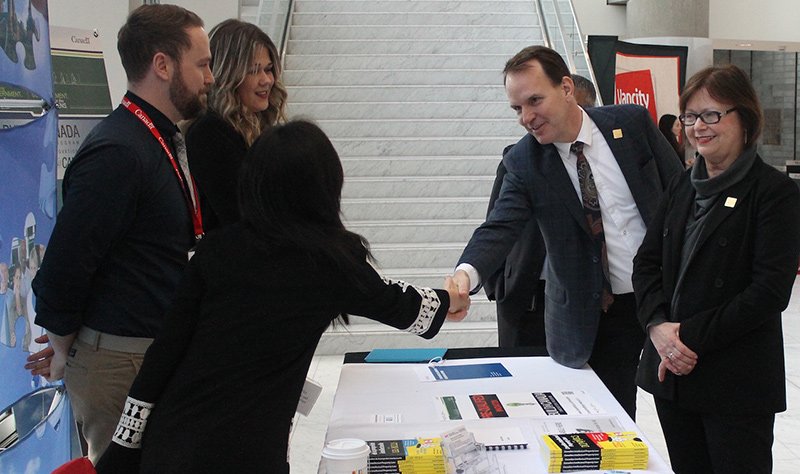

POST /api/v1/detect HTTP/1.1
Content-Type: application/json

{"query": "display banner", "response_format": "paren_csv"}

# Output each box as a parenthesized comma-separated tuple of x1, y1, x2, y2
(0, 388, 78, 473)
(614, 69, 658, 123)
(0, 0, 75, 466)
(0, 109, 58, 409)
(0, 0, 53, 104)
(587, 37, 688, 121)
(50, 25, 112, 210)
(615, 51, 681, 121)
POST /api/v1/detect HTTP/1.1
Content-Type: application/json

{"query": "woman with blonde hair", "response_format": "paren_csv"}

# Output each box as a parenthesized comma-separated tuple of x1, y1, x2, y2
(186, 19, 288, 231)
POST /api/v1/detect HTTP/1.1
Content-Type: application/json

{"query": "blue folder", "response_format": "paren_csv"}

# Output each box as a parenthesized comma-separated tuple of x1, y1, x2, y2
(364, 348, 447, 363)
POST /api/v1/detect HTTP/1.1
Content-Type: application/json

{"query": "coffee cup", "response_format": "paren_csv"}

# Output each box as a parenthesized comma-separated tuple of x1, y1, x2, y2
(322, 438, 370, 474)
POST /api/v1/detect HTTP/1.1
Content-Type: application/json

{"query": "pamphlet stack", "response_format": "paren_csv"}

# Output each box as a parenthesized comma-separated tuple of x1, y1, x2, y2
(539, 431, 648, 472)
(368, 438, 447, 474)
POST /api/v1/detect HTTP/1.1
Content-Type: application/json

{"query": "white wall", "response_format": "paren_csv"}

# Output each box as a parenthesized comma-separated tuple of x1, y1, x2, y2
(49, 0, 238, 105)
(710, 0, 800, 43)
(572, 0, 627, 38)
(626, 37, 713, 78)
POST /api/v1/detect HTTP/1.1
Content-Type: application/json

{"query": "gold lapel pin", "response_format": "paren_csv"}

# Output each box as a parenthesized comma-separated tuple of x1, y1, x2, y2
(725, 197, 737, 208)
(613, 129, 623, 139)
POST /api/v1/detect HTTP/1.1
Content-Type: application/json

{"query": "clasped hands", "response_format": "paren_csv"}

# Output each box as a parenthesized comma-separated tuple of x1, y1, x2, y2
(444, 271, 472, 322)
(649, 322, 698, 381)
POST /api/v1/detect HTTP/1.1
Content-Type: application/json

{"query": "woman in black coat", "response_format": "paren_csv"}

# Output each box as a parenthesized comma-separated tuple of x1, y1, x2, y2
(633, 64, 800, 473)
(93, 121, 469, 473)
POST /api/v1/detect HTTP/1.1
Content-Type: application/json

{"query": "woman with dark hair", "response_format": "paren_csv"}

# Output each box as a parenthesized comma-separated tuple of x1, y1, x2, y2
(186, 19, 288, 231)
(92, 121, 469, 474)
(634, 64, 800, 473)
(658, 113, 685, 167)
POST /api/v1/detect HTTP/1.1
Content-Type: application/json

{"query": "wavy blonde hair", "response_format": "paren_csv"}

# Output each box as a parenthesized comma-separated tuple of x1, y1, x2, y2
(207, 19, 288, 145)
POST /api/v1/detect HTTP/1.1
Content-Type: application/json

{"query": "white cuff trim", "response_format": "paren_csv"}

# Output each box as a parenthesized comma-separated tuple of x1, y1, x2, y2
(112, 396, 154, 449)
(383, 277, 441, 335)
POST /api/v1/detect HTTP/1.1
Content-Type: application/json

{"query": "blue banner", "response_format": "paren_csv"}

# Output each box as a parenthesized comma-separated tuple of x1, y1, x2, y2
(0, 109, 58, 412)
(0, 0, 53, 103)
(0, 0, 73, 467)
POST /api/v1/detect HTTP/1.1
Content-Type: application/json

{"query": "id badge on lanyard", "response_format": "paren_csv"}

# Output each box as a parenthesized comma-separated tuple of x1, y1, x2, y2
(121, 97, 203, 259)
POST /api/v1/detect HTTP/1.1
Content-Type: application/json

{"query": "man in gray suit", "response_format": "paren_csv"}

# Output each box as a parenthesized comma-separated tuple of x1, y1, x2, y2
(454, 46, 681, 419)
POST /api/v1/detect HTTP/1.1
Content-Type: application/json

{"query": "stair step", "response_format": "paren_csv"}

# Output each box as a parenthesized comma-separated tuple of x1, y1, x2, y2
(285, 53, 513, 72)
(330, 136, 519, 156)
(317, 118, 518, 138)
(368, 242, 466, 269)
(342, 196, 488, 220)
(288, 85, 509, 103)
(290, 25, 540, 41)
(287, 39, 542, 55)
(288, 101, 513, 120)
(293, 12, 538, 26)
(296, 0, 536, 14)
(284, 69, 508, 87)
(343, 176, 493, 198)
(341, 156, 501, 177)
(346, 219, 482, 244)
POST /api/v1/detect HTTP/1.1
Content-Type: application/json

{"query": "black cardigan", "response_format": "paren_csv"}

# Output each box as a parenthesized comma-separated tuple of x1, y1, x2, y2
(186, 112, 248, 232)
(96, 224, 450, 473)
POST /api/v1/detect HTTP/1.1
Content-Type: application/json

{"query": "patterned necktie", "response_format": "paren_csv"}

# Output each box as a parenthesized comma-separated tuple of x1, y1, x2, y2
(571, 141, 614, 311)
(173, 132, 198, 211)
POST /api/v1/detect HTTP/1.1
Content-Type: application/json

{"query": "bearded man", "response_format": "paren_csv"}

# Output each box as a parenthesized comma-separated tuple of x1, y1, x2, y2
(28, 4, 213, 462)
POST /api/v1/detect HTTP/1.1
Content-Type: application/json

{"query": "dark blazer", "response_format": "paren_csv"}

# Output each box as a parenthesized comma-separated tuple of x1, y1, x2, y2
(186, 113, 248, 232)
(633, 155, 800, 415)
(484, 152, 547, 347)
(460, 104, 681, 368)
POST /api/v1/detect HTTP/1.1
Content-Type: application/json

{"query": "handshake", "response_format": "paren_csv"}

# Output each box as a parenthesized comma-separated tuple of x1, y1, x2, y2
(443, 269, 472, 322)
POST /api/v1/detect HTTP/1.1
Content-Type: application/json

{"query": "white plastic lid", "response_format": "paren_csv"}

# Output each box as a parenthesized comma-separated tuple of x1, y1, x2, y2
(321, 438, 370, 460)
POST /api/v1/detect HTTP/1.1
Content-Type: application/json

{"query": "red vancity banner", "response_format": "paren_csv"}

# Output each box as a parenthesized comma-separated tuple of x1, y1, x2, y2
(614, 70, 657, 123)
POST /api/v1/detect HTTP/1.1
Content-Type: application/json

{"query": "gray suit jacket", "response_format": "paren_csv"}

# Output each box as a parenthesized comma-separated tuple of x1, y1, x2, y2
(460, 104, 682, 367)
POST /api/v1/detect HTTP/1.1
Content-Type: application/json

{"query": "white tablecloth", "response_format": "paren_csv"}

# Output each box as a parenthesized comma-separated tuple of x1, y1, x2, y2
(320, 355, 673, 474)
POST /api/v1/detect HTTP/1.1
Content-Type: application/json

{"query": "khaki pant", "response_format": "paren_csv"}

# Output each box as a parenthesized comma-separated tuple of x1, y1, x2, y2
(64, 338, 146, 463)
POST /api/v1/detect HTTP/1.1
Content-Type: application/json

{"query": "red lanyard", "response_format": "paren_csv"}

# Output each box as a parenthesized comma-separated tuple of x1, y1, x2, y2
(121, 97, 203, 241)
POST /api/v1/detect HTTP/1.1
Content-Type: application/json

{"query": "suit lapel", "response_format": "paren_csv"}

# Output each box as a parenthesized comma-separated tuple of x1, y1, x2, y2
(586, 107, 655, 226)
(687, 174, 756, 264)
(587, 107, 652, 217)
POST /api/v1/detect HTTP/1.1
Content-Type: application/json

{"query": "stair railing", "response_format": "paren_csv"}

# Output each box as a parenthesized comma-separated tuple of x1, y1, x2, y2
(252, 0, 295, 63)
(534, 0, 604, 105)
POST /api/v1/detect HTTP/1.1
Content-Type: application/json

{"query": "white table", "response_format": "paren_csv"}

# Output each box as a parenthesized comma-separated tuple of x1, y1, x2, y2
(320, 354, 673, 474)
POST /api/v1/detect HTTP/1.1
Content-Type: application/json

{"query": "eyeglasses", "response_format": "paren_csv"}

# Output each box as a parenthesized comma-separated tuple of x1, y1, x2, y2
(679, 108, 737, 126)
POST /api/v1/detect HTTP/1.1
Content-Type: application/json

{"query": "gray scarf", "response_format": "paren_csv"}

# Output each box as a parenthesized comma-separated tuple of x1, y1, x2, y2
(690, 146, 757, 200)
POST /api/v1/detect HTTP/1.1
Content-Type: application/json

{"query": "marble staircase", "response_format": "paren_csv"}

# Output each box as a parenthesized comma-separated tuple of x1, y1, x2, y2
(282, 0, 546, 354)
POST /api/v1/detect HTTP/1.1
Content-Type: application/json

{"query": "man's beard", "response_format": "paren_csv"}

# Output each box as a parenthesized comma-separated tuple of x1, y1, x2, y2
(169, 67, 207, 120)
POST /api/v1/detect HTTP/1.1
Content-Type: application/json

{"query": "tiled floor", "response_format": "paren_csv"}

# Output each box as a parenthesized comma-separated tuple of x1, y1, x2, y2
(289, 280, 800, 473)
